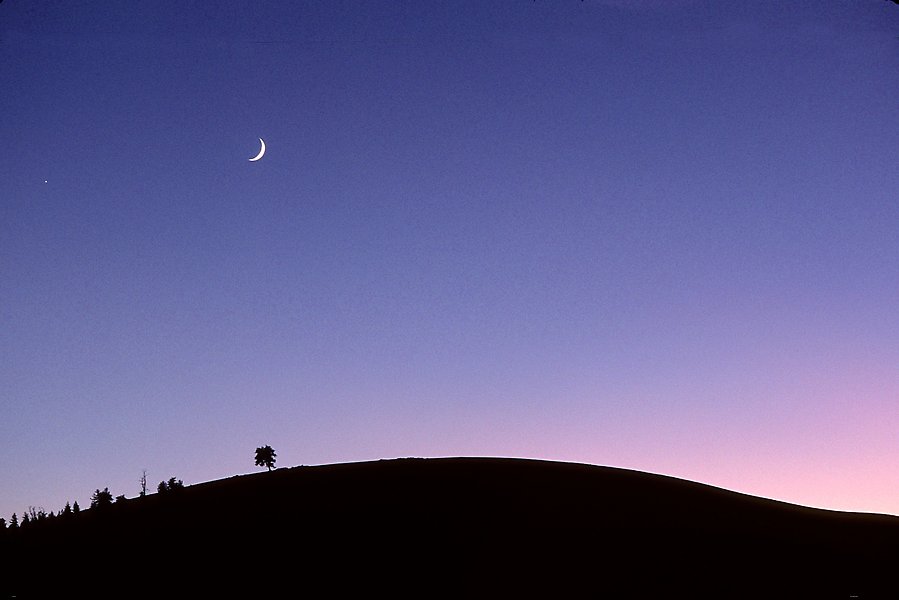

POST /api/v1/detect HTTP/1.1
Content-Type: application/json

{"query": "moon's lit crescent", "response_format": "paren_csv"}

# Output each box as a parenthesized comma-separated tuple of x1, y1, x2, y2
(249, 138, 266, 162)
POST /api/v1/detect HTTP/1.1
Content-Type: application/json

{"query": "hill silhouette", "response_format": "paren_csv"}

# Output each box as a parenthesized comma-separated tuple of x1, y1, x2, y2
(3, 457, 897, 598)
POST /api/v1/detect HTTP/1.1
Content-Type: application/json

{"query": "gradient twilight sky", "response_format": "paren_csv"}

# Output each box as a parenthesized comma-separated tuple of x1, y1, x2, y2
(2, 1, 898, 520)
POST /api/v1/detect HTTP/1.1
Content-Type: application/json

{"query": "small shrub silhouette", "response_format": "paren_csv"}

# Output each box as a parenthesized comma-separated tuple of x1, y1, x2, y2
(157, 477, 184, 494)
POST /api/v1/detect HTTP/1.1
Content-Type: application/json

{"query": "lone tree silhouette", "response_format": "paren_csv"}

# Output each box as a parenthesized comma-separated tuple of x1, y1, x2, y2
(255, 445, 277, 471)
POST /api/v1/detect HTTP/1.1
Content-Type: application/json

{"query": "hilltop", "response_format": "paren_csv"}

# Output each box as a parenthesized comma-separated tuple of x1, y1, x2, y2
(3, 457, 897, 598)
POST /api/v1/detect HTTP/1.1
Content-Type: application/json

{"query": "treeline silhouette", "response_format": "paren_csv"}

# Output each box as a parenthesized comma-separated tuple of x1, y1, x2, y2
(0, 501, 79, 534)
(3, 445, 278, 538)
(0, 476, 185, 535)
(1, 444, 277, 548)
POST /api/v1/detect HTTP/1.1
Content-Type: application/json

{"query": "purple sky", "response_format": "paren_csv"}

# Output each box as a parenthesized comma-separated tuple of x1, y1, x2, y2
(2, 1, 898, 520)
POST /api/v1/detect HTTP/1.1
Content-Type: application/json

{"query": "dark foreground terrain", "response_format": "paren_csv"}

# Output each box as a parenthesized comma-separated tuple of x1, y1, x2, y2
(3, 457, 897, 598)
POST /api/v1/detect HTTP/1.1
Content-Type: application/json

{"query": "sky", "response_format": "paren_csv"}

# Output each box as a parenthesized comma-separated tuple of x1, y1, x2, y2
(2, 0, 898, 520)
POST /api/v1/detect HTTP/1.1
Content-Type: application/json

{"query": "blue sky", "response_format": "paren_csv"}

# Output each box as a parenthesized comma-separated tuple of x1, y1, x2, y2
(2, 1, 898, 519)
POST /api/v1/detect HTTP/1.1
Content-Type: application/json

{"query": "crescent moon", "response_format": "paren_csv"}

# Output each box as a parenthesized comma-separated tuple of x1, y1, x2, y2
(249, 138, 266, 162)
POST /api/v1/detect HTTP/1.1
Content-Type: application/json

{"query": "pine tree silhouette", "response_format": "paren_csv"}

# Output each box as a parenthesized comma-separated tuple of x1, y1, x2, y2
(90, 488, 114, 509)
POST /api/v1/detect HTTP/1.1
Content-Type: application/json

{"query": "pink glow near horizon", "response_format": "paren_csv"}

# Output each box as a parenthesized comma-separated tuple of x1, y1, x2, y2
(2, 0, 898, 521)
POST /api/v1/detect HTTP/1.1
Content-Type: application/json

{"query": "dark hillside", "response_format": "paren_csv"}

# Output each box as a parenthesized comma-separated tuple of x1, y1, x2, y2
(3, 458, 897, 598)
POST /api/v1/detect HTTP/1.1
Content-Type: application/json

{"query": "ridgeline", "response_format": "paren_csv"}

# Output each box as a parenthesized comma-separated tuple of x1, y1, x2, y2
(3, 457, 897, 598)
